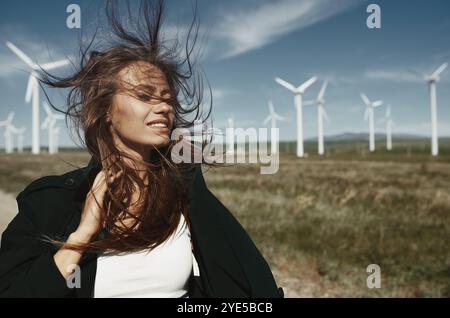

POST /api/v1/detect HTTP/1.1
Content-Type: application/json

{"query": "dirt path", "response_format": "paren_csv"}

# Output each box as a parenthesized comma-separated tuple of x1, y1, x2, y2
(0, 190, 18, 237)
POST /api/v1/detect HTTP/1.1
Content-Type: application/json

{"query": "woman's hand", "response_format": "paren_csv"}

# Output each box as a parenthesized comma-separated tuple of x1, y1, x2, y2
(73, 169, 122, 242)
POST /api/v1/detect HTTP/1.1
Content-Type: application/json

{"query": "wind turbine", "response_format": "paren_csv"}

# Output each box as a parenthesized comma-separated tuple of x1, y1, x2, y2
(378, 105, 395, 151)
(304, 81, 329, 155)
(275, 76, 317, 157)
(424, 63, 448, 156)
(0, 112, 15, 154)
(41, 101, 64, 155)
(361, 93, 383, 152)
(10, 125, 26, 153)
(226, 115, 234, 155)
(263, 100, 286, 154)
(53, 126, 61, 154)
(6, 41, 69, 155)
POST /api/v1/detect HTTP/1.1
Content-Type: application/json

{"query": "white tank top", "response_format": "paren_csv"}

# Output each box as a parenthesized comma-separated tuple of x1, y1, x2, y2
(94, 213, 199, 298)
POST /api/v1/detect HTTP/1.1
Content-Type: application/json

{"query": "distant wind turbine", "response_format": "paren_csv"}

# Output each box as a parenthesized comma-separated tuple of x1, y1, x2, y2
(360, 93, 383, 152)
(41, 101, 65, 155)
(10, 125, 26, 153)
(424, 63, 448, 156)
(378, 105, 395, 151)
(0, 112, 15, 154)
(263, 100, 286, 154)
(275, 76, 317, 157)
(226, 115, 234, 155)
(304, 81, 330, 155)
(6, 41, 69, 155)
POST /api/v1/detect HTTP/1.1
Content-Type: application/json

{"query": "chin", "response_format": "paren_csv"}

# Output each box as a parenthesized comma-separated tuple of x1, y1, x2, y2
(147, 136, 171, 148)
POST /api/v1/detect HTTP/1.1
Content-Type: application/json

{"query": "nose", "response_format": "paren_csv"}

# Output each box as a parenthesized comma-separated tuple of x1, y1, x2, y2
(153, 102, 172, 114)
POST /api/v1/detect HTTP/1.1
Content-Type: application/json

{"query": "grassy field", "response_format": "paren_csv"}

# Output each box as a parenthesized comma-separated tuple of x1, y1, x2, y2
(0, 140, 449, 297)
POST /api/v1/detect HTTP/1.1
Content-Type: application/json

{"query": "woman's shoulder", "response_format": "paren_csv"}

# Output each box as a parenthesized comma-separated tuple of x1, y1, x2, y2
(19, 165, 88, 199)
(12, 165, 89, 232)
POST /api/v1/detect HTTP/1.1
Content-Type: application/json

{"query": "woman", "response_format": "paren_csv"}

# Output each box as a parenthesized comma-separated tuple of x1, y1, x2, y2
(0, 0, 283, 298)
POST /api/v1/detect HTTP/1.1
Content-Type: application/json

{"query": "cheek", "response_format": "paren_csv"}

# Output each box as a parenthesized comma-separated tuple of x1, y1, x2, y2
(111, 98, 146, 133)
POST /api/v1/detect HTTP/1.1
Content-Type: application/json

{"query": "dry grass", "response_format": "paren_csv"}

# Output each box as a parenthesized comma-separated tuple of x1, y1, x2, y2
(0, 143, 449, 297)
(203, 141, 450, 297)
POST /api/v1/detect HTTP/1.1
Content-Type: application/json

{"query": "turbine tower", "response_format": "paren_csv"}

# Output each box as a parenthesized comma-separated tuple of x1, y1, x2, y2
(6, 41, 69, 155)
(360, 93, 383, 152)
(41, 101, 64, 154)
(275, 76, 317, 157)
(378, 105, 395, 151)
(53, 125, 61, 154)
(14, 126, 26, 153)
(226, 115, 234, 155)
(0, 112, 15, 154)
(304, 81, 330, 155)
(263, 100, 286, 154)
(424, 63, 448, 156)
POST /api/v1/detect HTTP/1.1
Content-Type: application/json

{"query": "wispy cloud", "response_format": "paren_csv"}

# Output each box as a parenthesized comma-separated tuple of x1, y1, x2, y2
(364, 69, 423, 83)
(364, 61, 450, 84)
(209, 0, 361, 59)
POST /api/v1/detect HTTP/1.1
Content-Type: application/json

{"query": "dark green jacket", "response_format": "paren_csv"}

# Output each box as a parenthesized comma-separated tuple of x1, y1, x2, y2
(0, 158, 283, 298)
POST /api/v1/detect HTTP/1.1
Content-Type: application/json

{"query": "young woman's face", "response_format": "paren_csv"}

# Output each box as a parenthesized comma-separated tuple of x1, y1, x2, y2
(108, 61, 175, 152)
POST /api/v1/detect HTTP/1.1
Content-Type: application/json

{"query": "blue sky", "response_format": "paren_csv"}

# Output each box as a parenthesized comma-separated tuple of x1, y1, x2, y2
(1, 0, 450, 147)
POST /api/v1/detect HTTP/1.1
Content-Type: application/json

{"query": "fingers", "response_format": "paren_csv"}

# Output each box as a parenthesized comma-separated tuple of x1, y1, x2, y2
(107, 170, 123, 184)
(98, 169, 122, 183)
(90, 169, 123, 196)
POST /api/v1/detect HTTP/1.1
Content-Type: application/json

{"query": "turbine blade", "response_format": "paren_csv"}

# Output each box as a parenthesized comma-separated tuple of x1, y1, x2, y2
(408, 68, 426, 80)
(9, 125, 20, 134)
(298, 76, 317, 93)
(41, 117, 51, 129)
(274, 113, 286, 121)
(386, 105, 391, 117)
(6, 41, 36, 69)
(263, 115, 271, 125)
(40, 59, 70, 70)
(25, 76, 37, 103)
(372, 100, 383, 107)
(54, 114, 65, 120)
(42, 101, 52, 115)
(431, 62, 448, 79)
(317, 80, 328, 100)
(274, 77, 297, 93)
(360, 93, 370, 106)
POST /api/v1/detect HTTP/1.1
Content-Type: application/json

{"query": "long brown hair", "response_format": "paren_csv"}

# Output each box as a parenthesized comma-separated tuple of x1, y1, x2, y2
(39, 0, 214, 253)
